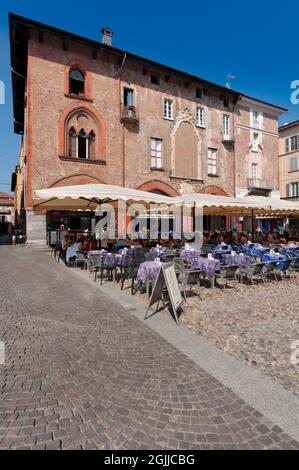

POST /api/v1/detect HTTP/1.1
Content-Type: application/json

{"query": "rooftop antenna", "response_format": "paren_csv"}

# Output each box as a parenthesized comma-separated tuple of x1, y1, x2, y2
(225, 72, 236, 89)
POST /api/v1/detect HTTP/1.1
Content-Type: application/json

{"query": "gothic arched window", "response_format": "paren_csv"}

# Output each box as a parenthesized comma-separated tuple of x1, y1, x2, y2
(65, 110, 100, 160)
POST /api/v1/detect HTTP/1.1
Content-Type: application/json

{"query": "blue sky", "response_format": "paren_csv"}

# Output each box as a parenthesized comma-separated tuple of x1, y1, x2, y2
(1, 0, 299, 194)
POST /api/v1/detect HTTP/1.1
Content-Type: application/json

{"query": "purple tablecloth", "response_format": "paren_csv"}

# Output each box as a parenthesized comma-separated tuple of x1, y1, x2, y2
(189, 257, 220, 279)
(137, 261, 163, 283)
(221, 254, 252, 267)
(180, 248, 202, 260)
(88, 250, 107, 257)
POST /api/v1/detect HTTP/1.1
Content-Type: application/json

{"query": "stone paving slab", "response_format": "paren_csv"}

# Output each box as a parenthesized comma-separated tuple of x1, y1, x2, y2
(0, 246, 298, 450)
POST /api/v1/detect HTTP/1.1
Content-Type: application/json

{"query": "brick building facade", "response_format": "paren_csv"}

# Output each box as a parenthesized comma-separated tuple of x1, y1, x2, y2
(9, 14, 286, 244)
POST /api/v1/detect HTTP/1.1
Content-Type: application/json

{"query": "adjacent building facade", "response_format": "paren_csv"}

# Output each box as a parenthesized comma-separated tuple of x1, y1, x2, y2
(0, 192, 15, 234)
(10, 14, 286, 244)
(279, 120, 299, 201)
(279, 120, 299, 232)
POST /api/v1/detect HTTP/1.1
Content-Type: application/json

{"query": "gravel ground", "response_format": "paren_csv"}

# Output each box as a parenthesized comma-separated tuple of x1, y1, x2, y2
(179, 277, 299, 398)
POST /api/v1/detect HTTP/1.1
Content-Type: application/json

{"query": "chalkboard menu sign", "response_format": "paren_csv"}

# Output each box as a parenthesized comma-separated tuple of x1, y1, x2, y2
(145, 263, 184, 326)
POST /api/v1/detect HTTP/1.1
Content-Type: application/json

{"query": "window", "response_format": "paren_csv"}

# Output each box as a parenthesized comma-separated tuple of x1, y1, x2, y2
(196, 87, 203, 99)
(251, 163, 258, 180)
(65, 109, 100, 160)
(69, 69, 85, 95)
(68, 128, 96, 160)
(78, 129, 87, 159)
(290, 157, 298, 172)
(150, 73, 160, 85)
(223, 97, 229, 108)
(223, 114, 230, 138)
(252, 109, 262, 127)
(288, 182, 299, 197)
(285, 138, 290, 153)
(68, 128, 77, 157)
(208, 148, 217, 175)
(196, 107, 205, 127)
(151, 138, 162, 168)
(88, 131, 96, 159)
(291, 135, 299, 151)
(123, 88, 134, 106)
(252, 132, 260, 151)
(164, 99, 173, 120)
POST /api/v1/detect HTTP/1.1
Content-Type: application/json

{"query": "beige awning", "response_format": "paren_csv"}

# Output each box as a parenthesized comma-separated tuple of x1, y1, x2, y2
(243, 196, 299, 216)
(173, 193, 272, 216)
(33, 184, 299, 217)
(33, 183, 175, 210)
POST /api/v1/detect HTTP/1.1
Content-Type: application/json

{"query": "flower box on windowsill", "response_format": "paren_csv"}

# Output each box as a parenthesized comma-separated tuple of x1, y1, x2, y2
(59, 156, 106, 165)
(121, 105, 139, 123)
(65, 93, 93, 102)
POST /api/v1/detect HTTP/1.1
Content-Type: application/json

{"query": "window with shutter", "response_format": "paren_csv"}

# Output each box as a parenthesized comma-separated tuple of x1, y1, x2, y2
(290, 157, 298, 172)
(285, 138, 290, 153)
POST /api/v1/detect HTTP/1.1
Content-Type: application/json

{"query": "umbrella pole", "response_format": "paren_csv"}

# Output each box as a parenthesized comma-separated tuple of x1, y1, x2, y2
(252, 210, 254, 242)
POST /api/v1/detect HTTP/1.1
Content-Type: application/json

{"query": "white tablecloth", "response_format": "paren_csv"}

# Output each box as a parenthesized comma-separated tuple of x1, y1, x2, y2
(66, 247, 78, 263)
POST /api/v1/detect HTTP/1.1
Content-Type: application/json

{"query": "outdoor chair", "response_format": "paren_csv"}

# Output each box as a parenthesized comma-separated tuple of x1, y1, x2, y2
(74, 251, 88, 269)
(177, 268, 202, 301)
(120, 257, 140, 295)
(173, 257, 186, 273)
(239, 263, 265, 285)
(262, 261, 279, 282)
(89, 255, 103, 282)
(52, 241, 63, 261)
(215, 265, 239, 290)
(276, 258, 294, 280)
(290, 257, 299, 272)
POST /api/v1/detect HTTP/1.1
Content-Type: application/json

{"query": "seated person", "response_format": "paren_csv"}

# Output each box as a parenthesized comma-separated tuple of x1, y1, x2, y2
(115, 239, 128, 251)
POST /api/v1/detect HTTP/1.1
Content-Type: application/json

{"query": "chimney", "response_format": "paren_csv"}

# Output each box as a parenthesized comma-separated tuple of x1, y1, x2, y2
(101, 28, 113, 46)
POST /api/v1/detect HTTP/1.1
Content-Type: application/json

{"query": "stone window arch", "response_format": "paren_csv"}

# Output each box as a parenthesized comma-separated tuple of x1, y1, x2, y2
(65, 109, 100, 160)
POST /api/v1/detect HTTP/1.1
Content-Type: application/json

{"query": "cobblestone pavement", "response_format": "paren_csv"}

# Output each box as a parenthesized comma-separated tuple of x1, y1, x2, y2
(0, 247, 298, 450)
(182, 278, 299, 398)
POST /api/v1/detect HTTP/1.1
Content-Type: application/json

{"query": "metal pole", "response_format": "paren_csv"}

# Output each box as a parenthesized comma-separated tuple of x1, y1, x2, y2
(252, 210, 254, 242)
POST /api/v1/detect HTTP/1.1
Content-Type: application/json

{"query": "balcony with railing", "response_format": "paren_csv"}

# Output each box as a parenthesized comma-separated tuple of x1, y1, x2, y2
(247, 178, 274, 191)
(121, 105, 139, 123)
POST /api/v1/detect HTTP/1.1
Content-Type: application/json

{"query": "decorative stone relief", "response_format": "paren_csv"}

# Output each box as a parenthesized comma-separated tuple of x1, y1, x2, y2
(171, 108, 203, 180)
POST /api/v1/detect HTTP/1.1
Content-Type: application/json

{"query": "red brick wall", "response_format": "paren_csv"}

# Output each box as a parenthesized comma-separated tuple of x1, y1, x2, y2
(25, 30, 280, 210)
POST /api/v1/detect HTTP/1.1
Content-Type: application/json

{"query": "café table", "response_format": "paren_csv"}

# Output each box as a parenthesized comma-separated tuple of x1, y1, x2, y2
(137, 261, 164, 295)
(88, 250, 108, 257)
(189, 257, 221, 288)
(180, 248, 202, 260)
(221, 254, 253, 268)
(212, 245, 232, 255)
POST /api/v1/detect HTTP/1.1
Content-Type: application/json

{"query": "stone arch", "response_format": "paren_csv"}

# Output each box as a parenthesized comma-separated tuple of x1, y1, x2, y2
(50, 174, 105, 188)
(58, 102, 107, 160)
(171, 108, 202, 180)
(200, 185, 229, 196)
(137, 180, 178, 197)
